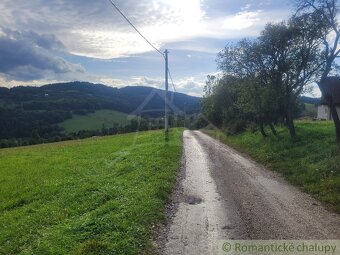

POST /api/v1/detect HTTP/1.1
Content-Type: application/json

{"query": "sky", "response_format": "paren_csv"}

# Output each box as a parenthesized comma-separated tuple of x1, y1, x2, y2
(0, 0, 315, 97)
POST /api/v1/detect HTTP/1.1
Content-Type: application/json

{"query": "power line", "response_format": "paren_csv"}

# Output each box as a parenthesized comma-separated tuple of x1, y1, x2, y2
(107, 0, 177, 92)
(107, 0, 164, 56)
(168, 68, 176, 92)
(107, 0, 177, 132)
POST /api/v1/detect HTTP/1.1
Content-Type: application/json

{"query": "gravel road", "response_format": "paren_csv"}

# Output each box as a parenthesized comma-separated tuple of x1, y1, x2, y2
(159, 130, 340, 255)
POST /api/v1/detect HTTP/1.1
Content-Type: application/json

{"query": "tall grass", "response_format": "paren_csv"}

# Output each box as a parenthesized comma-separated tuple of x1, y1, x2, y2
(0, 128, 184, 255)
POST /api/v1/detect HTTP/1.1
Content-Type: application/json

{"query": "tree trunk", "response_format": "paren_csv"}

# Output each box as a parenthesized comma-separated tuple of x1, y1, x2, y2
(259, 123, 267, 137)
(286, 112, 296, 139)
(269, 123, 278, 136)
(329, 101, 340, 143)
(318, 79, 340, 143)
(285, 93, 296, 139)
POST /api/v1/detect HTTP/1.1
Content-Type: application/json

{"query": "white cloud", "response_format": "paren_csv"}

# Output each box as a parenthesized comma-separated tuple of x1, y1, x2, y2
(98, 78, 125, 87)
(0, 0, 296, 96)
(0, 75, 64, 88)
(174, 76, 205, 96)
(223, 11, 262, 30)
(0, 0, 293, 60)
(98, 76, 163, 89)
(101, 75, 206, 97)
(241, 4, 252, 11)
(303, 83, 322, 98)
(66, 30, 155, 59)
(130, 76, 163, 88)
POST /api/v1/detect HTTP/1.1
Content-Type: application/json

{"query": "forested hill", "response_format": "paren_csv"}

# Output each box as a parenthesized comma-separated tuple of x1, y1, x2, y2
(0, 82, 201, 146)
(0, 81, 200, 115)
(300, 96, 320, 105)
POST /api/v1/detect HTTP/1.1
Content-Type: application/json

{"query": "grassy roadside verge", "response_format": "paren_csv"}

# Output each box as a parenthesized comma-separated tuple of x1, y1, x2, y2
(203, 121, 340, 212)
(0, 128, 184, 255)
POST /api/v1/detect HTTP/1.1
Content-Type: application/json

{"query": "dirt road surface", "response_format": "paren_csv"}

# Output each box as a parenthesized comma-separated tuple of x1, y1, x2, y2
(160, 130, 340, 255)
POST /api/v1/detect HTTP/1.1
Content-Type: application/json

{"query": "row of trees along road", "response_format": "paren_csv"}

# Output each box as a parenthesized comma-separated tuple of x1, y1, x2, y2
(203, 0, 340, 142)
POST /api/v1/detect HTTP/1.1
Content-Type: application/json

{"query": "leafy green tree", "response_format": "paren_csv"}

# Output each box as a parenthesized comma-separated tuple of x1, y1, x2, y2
(217, 39, 281, 136)
(217, 15, 323, 139)
(203, 75, 241, 129)
(258, 17, 323, 138)
(202, 75, 224, 126)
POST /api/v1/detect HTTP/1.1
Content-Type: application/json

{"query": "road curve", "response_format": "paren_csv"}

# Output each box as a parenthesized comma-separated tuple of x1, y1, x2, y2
(161, 130, 340, 255)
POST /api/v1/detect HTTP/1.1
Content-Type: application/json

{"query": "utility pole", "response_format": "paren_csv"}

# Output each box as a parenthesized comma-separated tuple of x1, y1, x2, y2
(108, 1, 173, 133)
(184, 102, 186, 128)
(164, 49, 169, 132)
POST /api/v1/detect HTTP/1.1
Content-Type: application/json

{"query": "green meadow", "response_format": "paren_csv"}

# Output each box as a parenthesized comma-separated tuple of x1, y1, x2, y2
(59, 110, 134, 133)
(0, 128, 183, 255)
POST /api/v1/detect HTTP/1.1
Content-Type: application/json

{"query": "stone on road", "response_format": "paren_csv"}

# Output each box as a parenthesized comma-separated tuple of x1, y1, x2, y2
(161, 130, 340, 255)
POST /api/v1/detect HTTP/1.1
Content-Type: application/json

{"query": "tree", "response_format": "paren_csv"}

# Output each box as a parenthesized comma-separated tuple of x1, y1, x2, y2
(296, 0, 340, 141)
(217, 16, 322, 139)
(258, 17, 323, 138)
(217, 39, 281, 137)
(202, 75, 222, 126)
(236, 77, 280, 136)
(202, 75, 245, 131)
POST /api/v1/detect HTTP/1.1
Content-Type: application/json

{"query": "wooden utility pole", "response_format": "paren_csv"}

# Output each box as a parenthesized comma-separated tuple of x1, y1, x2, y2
(164, 49, 169, 132)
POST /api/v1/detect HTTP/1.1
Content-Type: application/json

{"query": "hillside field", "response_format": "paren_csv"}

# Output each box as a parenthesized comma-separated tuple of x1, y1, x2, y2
(0, 128, 184, 255)
(59, 110, 134, 133)
(204, 121, 340, 212)
(0, 82, 200, 145)
(302, 103, 317, 118)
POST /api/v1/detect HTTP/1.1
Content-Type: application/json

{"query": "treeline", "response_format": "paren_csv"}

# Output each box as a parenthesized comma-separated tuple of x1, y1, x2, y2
(0, 114, 188, 148)
(0, 82, 201, 146)
(203, 0, 340, 141)
(0, 108, 71, 139)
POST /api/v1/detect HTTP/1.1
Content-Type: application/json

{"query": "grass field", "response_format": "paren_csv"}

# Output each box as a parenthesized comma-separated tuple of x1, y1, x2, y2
(0, 128, 184, 254)
(59, 110, 134, 133)
(302, 103, 317, 118)
(204, 121, 340, 212)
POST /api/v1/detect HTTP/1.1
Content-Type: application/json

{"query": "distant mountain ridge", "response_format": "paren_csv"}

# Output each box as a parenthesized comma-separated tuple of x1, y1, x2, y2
(0, 81, 201, 115)
(0, 81, 201, 144)
(300, 96, 321, 105)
